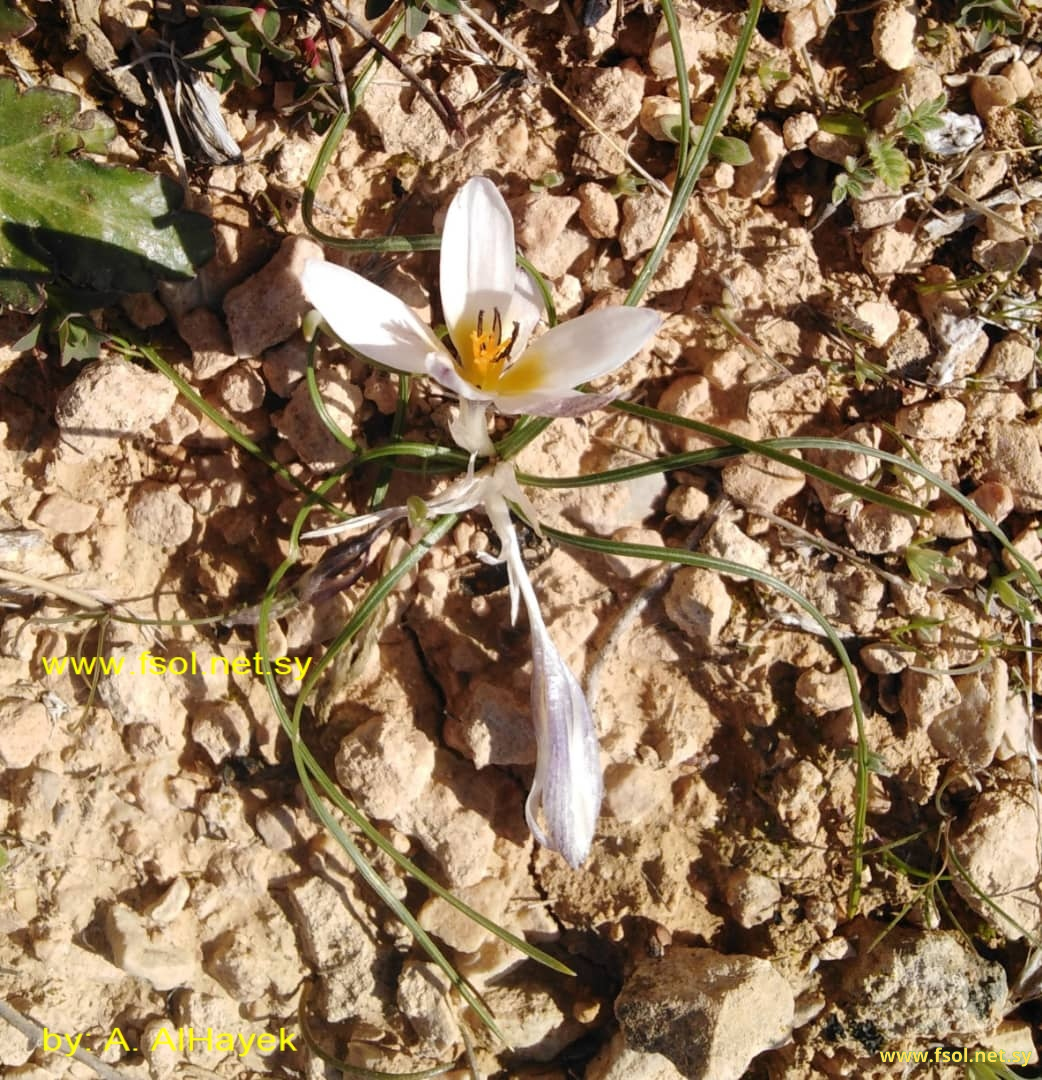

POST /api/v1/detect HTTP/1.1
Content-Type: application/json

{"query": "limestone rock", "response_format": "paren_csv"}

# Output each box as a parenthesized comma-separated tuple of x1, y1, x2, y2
(274, 361, 362, 472)
(0, 698, 51, 769)
(872, 2, 917, 70)
(32, 494, 98, 534)
(721, 455, 805, 511)
(127, 482, 195, 547)
(356, 79, 450, 162)
(615, 947, 795, 1080)
(664, 567, 731, 644)
(603, 762, 673, 824)
(397, 961, 460, 1056)
(218, 363, 266, 413)
(838, 924, 1007, 1039)
(927, 659, 1007, 768)
(285, 876, 386, 1023)
(723, 870, 782, 929)
(105, 903, 200, 991)
(733, 122, 785, 200)
(224, 235, 322, 356)
(566, 65, 645, 132)
(897, 398, 966, 440)
(205, 901, 304, 1002)
(971, 75, 1017, 116)
(845, 504, 915, 555)
(178, 307, 239, 380)
(587, 1030, 685, 1080)
(619, 192, 670, 260)
(981, 335, 1036, 382)
(981, 422, 1042, 511)
(54, 359, 177, 456)
(952, 785, 1042, 941)
(578, 182, 620, 239)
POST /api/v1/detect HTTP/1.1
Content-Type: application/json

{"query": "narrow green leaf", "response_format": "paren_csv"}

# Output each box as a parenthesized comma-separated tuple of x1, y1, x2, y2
(819, 112, 868, 139)
(711, 134, 753, 165)
(404, 3, 429, 37)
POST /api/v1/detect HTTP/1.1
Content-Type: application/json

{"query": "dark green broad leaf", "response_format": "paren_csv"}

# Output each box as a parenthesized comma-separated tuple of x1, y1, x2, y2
(365, 0, 396, 16)
(0, 78, 213, 313)
(0, 0, 34, 42)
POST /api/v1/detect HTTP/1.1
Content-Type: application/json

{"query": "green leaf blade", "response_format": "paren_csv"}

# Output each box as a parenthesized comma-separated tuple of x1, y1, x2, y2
(0, 79, 213, 312)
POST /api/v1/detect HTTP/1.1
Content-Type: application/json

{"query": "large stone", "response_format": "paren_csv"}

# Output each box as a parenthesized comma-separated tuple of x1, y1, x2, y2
(54, 359, 178, 456)
(837, 924, 1007, 1039)
(224, 235, 322, 356)
(615, 947, 794, 1080)
(952, 785, 1042, 941)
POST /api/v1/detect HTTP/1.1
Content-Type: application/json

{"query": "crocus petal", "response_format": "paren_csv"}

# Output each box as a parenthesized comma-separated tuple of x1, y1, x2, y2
(507, 266, 546, 357)
(440, 178, 517, 357)
(487, 388, 619, 418)
(449, 398, 495, 457)
(497, 306, 662, 396)
(301, 259, 448, 375)
(486, 486, 602, 867)
(524, 611, 603, 868)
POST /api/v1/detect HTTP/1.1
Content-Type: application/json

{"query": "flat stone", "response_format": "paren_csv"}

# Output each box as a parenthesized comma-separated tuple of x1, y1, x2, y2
(32, 493, 98, 534)
(0, 698, 51, 768)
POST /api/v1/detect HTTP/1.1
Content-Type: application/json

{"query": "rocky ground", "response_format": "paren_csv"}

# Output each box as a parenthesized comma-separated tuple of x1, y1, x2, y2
(1, 0, 1042, 1078)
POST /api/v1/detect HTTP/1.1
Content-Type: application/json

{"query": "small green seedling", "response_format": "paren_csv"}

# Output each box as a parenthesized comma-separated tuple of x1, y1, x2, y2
(955, 0, 1024, 50)
(188, 4, 297, 91)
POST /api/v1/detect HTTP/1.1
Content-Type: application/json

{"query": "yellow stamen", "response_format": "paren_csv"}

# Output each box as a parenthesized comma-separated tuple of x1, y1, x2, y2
(458, 308, 518, 390)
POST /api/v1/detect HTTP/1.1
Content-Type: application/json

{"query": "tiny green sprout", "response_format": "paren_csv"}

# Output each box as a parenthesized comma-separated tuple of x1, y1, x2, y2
(819, 111, 869, 140)
(955, 0, 1024, 51)
(188, 4, 297, 92)
(611, 172, 646, 198)
(756, 59, 790, 91)
(301, 308, 324, 343)
(529, 170, 565, 192)
(659, 115, 753, 165)
(905, 537, 956, 586)
(831, 157, 875, 205)
(889, 614, 945, 646)
(987, 571, 1038, 622)
(866, 133, 911, 191)
(865, 749, 892, 776)
(968, 1063, 1029, 1080)
(406, 495, 430, 528)
(895, 93, 948, 146)
(1016, 106, 1042, 147)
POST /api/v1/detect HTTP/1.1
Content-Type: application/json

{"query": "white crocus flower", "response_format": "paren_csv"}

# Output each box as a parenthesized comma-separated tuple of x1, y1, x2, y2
(300, 176, 661, 455)
(303, 462, 602, 867)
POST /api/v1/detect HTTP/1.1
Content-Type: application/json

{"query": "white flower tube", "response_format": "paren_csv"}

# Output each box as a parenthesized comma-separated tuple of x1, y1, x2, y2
(483, 476, 602, 868)
(304, 462, 603, 866)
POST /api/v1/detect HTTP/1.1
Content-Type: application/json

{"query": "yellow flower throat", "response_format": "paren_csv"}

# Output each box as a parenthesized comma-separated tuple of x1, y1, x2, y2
(458, 308, 519, 390)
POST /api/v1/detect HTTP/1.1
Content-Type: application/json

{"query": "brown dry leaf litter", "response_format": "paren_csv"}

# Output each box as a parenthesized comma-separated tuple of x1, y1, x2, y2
(1, 1, 1042, 1078)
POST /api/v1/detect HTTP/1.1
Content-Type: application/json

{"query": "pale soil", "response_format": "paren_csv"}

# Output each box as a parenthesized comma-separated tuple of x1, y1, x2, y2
(1, 2, 1042, 1079)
